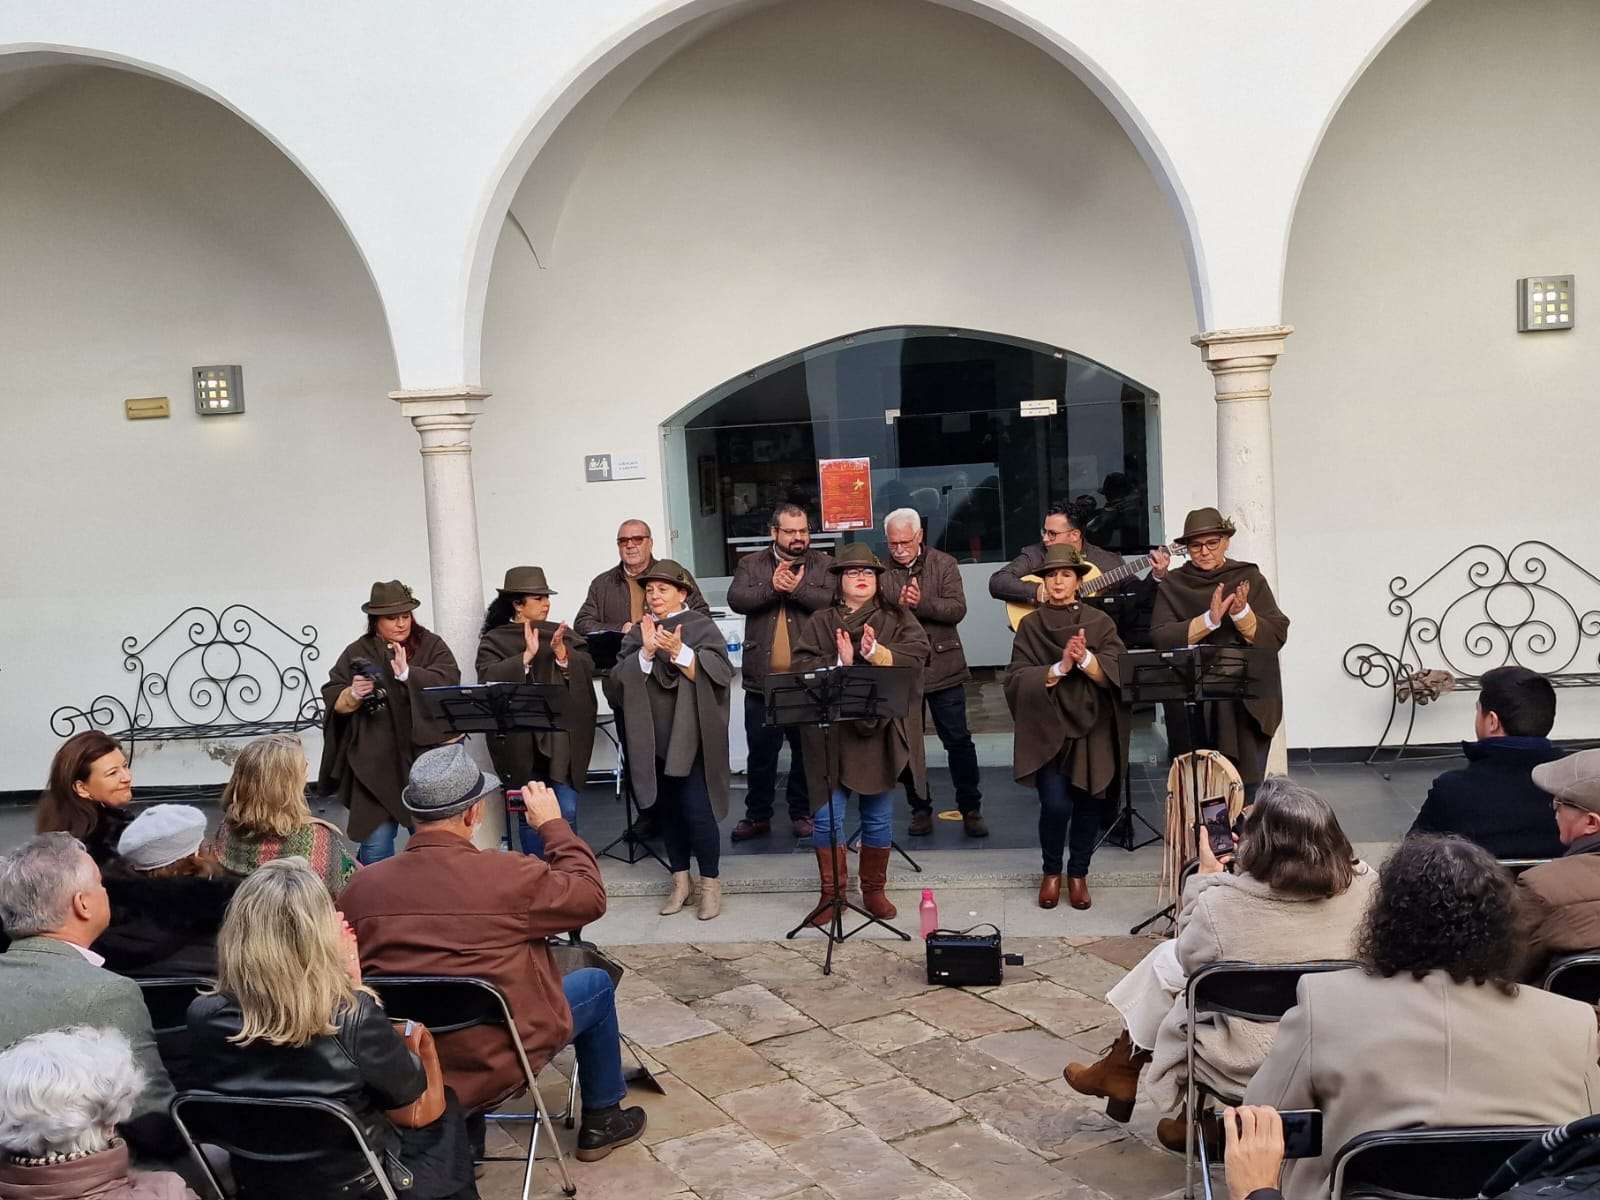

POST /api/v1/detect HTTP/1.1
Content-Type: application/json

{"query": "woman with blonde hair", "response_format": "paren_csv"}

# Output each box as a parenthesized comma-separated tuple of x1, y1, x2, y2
(213, 733, 357, 895)
(186, 859, 476, 1199)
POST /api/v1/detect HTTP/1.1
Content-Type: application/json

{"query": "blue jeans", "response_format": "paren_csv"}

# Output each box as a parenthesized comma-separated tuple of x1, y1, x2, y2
(515, 780, 579, 858)
(1035, 761, 1102, 876)
(812, 786, 892, 850)
(564, 967, 626, 1112)
(356, 820, 399, 864)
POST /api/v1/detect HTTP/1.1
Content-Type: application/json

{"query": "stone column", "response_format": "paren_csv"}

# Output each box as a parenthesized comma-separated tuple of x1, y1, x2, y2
(1191, 325, 1293, 772)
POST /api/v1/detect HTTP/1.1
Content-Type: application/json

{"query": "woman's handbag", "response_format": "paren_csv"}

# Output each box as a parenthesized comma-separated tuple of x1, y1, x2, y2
(386, 1019, 447, 1129)
(548, 931, 626, 986)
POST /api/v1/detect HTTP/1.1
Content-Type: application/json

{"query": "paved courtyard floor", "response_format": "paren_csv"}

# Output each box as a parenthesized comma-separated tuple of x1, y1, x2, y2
(479, 931, 1188, 1200)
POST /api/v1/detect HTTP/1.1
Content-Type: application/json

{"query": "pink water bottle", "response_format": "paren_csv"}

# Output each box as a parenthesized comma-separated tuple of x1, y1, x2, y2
(919, 889, 939, 940)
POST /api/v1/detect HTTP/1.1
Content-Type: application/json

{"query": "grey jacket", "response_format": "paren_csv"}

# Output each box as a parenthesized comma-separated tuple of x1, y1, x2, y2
(0, 937, 174, 1124)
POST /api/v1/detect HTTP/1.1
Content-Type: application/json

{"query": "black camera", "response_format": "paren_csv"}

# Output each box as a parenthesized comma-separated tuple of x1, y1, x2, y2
(350, 657, 390, 714)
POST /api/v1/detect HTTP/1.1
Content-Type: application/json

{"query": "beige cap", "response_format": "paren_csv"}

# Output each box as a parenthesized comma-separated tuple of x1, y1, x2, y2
(1532, 749, 1600, 814)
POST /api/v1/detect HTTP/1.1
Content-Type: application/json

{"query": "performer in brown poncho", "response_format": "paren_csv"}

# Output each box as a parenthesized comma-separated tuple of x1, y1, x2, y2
(792, 543, 930, 924)
(1006, 545, 1127, 912)
(319, 580, 461, 863)
(1150, 507, 1291, 792)
(613, 560, 733, 921)
(476, 565, 598, 858)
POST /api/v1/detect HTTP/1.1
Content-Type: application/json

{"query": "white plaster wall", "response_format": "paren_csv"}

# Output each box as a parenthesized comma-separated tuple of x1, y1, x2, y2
(476, 0, 1212, 657)
(0, 72, 412, 789)
(1277, 0, 1600, 749)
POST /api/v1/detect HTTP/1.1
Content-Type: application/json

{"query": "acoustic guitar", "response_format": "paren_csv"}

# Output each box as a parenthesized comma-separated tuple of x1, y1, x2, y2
(1005, 546, 1187, 631)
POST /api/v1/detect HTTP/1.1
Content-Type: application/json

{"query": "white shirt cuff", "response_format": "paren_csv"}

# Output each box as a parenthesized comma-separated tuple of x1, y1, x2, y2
(638, 648, 653, 672)
(1049, 661, 1066, 678)
(1203, 610, 1220, 632)
(393, 667, 409, 682)
(673, 643, 694, 668)
(1079, 650, 1096, 672)
(1234, 603, 1253, 620)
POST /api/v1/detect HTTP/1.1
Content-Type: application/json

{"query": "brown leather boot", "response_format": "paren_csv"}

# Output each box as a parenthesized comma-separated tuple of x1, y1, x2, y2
(1038, 874, 1063, 909)
(858, 846, 897, 919)
(1067, 876, 1092, 910)
(805, 846, 847, 927)
(1063, 1030, 1151, 1122)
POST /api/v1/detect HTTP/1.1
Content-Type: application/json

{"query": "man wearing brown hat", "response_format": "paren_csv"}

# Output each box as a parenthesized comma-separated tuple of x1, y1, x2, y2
(1518, 749, 1600, 980)
(575, 518, 711, 637)
(1150, 508, 1290, 790)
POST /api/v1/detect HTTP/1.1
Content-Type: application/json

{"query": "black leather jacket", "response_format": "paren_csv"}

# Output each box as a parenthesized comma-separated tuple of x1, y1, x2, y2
(186, 991, 424, 1190)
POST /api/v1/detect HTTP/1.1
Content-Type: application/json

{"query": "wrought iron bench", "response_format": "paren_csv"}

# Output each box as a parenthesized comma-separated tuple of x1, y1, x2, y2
(1343, 542, 1600, 769)
(49, 604, 324, 764)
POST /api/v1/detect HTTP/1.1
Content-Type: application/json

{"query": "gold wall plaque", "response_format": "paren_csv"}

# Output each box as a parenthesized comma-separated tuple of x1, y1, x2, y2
(125, 396, 171, 420)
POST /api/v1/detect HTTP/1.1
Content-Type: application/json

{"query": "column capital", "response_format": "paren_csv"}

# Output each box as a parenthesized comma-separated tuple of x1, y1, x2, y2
(1190, 324, 1294, 365)
(389, 386, 491, 421)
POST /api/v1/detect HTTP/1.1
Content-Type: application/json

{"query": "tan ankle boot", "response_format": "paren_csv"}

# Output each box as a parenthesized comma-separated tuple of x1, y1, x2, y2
(696, 878, 722, 920)
(1063, 1030, 1151, 1122)
(659, 871, 693, 915)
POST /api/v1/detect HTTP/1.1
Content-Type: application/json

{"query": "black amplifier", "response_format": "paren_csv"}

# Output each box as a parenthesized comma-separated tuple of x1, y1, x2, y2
(925, 925, 1024, 988)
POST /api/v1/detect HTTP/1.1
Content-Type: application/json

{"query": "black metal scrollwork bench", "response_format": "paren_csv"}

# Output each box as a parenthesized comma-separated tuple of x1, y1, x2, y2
(49, 605, 324, 786)
(1343, 542, 1600, 771)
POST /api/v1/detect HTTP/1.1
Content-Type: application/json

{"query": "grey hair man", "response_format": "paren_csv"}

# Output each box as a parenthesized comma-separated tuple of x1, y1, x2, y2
(880, 506, 987, 838)
(0, 834, 177, 1159)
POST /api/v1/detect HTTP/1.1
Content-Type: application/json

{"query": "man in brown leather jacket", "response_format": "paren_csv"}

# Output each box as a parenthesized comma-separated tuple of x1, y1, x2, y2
(881, 507, 986, 838)
(726, 502, 834, 840)
(1519, 749, 1600, 980)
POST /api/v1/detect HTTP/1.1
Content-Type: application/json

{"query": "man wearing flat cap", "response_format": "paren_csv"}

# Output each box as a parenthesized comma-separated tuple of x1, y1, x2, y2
(1517, 748, 1600, 980)
(1150, 508, 1290, 791)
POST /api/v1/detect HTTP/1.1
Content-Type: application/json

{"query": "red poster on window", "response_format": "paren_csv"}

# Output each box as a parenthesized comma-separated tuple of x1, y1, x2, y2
(818, 457, 873, 531)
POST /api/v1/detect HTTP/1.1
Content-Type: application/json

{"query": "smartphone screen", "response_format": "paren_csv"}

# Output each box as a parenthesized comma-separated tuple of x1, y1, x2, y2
(1279, 1109, 1323, 1159)
(1200, 798, 1235, 858)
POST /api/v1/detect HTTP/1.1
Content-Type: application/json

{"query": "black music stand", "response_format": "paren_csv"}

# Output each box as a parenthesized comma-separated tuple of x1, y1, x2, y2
(768, 665, 916, 976)
(594, 705, 671, 873)
(423, 683, 569, 856)
(1118, 645, 1261, 935)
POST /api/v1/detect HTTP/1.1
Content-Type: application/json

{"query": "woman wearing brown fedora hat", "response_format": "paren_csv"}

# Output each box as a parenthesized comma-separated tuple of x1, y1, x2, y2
(790, 543, 931, 924)
(477, 566, 597, 859)
(1151, 509, 1291, 790)
(1006, 545, 1129, 911)
(318, 580, 461, 863)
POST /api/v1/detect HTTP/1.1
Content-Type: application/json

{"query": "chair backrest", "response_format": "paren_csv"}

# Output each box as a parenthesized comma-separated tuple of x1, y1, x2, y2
(1332, 1125, 1550, 1200)
(138, 977, 213, 1033)
(364, 975, 537, 1100)
(171, 1091, 399, 1200)
(1188, 960, 1357, 1022)
(1543, 953, 1600, 1003)
(1497, 858, 1552, 878)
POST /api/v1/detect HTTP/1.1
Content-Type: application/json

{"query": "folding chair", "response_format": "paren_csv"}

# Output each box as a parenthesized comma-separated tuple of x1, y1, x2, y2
(1497, 858, 1552, 878)
(1543, 952, 1600, 1003)
(365, 975, 577, 1200)
(171, 1090, 403, 1200)
(137, 976, 212, 1090)
(1183, 960, 1357, 1199)
(1331, 1125, 1551, 1199)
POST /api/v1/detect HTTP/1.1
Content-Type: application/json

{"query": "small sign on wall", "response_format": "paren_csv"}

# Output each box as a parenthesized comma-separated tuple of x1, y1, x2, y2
(584, 452, 647, 482)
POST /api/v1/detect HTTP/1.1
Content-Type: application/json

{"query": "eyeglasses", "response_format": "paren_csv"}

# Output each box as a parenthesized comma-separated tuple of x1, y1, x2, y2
(841, 568, 877, 578)
(886, 538, 919, 549)
(1187, 537, 1225, 553)
(616, 536, 649, 547)
(774, 527, 811, 537)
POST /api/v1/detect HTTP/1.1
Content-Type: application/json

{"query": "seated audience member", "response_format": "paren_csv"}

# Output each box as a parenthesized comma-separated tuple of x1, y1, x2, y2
(98, 804, 239, 979)
(0, 834, 178, 1160)
(1410, 665, 1564, 859)
(213, 732, 358, 895)
(1222, 1106, 1286, 1200)
(338, 744, 647, 1162)
(0, 1026, 197, 1200)
(1518, 749, 1600, 980)
(1245, 835, 1600, 1200)
(1065, 779, 1376, 1151)
(36, 731, 134, 865)
(187, 859, 477, 1200)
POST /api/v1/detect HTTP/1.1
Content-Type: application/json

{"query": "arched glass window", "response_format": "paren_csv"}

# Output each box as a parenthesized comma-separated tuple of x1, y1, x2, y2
(663, 326, 1161, 586)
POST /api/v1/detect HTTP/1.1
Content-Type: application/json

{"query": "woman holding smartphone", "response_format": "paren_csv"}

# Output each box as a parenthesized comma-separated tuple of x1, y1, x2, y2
(1005, 545, 1127, 911)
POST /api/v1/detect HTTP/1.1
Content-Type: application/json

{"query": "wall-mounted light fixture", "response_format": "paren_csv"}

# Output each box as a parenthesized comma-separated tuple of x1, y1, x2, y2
(1517, 276, 1574, 332)
(193, 365, 244, 415)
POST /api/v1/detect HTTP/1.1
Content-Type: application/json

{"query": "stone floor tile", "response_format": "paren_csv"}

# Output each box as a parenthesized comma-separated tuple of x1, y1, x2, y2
(522, 1140, 687, 1200)
(730, 948, 832, 988)
(614, 970, 666, 1002)
(828, 942, 942, 999)
(884, 1036, 1023, 1100)
(692, 982, 816, 1044)
(696, 940, 784, 960)
(715, 1078, 855, 1146)
(637, 953, 751, 1001)
(609, 942, 695, 969)
(957, 1079, 1127, 1160)
(901, 988, 1032, 1039)
(1082, 934, 1166, 971)
(1055, 1132, 1188, 1200)
(994, 936, 1078, 965)
(754, 1028, 900, 1096)
(653, 1123, 815, 1200)
(781, 1125, 967, 1200)
(969, 1026, 1077, 1082)
(772, 975, 904, 1027)
(1032, 949, 1134, 1001)
(830, 1077, 963, 1141)
(897, 1118, 1071, 1200)
(986, 979, 1118, 1033)
(655, 1031, 786, 1096)
(616, 992, 722, 1048)
(836, 1011, 942, 1055)
(628, 1072, 732, 1146)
